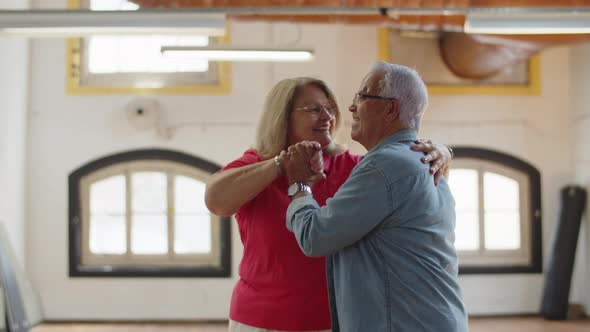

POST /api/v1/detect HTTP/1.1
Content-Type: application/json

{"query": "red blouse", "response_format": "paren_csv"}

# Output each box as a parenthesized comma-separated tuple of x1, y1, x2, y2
(221, 149, 361, 331)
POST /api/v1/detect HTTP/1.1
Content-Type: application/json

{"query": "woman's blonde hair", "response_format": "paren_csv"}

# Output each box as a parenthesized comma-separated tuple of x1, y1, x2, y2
(255, 77, 344, 159)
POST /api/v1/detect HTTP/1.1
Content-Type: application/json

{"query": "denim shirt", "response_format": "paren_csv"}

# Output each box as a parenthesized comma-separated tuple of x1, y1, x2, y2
(287, 130, 468, 332)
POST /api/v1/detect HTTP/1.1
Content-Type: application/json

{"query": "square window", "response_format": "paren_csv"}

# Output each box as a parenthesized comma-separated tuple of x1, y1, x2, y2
(66, 0, 231, 94)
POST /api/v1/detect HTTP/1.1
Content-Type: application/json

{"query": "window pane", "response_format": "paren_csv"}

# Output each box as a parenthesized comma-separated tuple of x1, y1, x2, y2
(89, 215, 126, 254)
(90, 0, 139, 11)
(132, 172, 167, 213)
(88, 0, 208, 73)
(175, 175, 208, 214)
(87, 35, 209, 74)
(484, 172, 521, 250)
(448, 169, 479, 251)
(448, 169, 479, 210)
(88, 37, 122, 73)
(484, 212, 521, 250)
(131, 215, 167, 254)
(90, 175, 125, 214)
(484, 172, 520, 210)
(455, 212, 479, 251)
(174, 215, 211, 254)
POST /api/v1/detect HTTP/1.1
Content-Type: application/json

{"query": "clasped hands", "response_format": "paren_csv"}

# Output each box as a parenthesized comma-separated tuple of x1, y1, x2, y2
(279, 141, 325, 186)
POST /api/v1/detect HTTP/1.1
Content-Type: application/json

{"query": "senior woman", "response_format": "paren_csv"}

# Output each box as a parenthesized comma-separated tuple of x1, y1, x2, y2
(205, 77, 452, 332)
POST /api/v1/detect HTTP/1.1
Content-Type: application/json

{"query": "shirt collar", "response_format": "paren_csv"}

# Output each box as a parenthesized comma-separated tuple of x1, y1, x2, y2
(366, 129, 417, 155)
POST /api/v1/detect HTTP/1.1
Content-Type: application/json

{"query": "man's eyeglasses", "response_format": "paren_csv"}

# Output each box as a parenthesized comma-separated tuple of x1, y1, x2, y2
(353, 93, 398, 106)
(293, 105, 336, 118)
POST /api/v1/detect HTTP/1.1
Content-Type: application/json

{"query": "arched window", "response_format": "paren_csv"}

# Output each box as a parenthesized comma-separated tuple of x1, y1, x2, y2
(448, 148, 542, 274)
(68, 149, 230, 277)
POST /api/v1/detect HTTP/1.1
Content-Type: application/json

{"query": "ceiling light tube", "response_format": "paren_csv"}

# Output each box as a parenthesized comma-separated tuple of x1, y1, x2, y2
(465, 13, 590, 34)
(0, 10, 226, 37)
(161, 46, 314, 62)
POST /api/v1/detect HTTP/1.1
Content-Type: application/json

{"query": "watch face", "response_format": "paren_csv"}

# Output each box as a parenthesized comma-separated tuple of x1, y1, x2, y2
(288, 182, 300, 196)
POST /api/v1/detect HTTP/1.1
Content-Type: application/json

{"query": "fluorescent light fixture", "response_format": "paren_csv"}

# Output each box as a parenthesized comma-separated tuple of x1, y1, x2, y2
(465, 12, 590, 34)
(161, 46, 314, 62)
(0, 10, 226, 37)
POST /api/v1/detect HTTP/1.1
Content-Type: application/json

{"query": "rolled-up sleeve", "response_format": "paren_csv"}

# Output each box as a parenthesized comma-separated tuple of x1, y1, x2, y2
(286, 163, 392, 257)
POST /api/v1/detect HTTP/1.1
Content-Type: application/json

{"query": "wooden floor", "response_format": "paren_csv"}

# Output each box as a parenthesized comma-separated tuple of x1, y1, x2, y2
(468, 316, 590, 332)
(32, 316, 590, 332)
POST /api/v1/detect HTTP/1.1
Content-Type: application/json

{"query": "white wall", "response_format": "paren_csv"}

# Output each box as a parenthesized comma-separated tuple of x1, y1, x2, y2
(26, 20, 584, 319)
(0, 0, 30, 267)
(571, 43, 590, 314)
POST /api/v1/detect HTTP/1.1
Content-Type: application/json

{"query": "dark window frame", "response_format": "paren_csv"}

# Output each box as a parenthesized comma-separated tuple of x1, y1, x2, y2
(68, 149, 231, 278)
(452, 147, 542, 275)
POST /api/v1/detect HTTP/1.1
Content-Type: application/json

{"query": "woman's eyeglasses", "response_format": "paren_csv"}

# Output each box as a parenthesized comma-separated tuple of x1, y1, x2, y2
(294, 105, 336, 118)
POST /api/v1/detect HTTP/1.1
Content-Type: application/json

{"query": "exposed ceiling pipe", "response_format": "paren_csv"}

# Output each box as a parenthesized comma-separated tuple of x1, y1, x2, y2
(128, 3, 590, 16)
(1, 6, 590, 29)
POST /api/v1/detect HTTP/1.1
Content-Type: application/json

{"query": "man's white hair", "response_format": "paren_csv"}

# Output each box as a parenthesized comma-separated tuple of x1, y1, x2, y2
(368, 61, 428, 130)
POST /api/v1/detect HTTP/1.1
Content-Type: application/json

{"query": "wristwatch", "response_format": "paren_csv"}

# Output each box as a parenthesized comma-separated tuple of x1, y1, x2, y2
(287, 182, 312, 197)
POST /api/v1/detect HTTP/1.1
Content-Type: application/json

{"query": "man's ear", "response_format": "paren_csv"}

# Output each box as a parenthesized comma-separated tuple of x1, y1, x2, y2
(386, 100, 400, 122)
